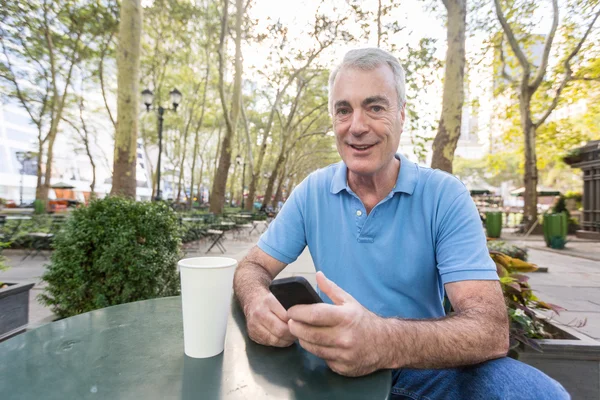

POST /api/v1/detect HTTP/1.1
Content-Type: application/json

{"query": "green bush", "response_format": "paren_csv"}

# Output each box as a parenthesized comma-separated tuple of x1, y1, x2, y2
(39, 197, 182, 318)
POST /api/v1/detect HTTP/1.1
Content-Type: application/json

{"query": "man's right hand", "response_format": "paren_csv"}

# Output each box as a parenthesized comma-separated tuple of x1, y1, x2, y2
(244, 291, 297, 347)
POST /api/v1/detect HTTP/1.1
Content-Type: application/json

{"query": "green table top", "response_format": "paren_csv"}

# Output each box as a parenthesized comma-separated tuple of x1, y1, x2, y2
(0, 297, 391, 399)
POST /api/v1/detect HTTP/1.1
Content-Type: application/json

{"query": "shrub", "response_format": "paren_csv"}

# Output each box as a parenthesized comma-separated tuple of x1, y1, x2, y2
(39, 197, 182, 318)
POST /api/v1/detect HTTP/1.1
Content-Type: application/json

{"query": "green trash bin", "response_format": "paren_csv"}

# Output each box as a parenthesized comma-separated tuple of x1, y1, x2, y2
(485, 211, 503, 238)
(543, 213, 567, 249)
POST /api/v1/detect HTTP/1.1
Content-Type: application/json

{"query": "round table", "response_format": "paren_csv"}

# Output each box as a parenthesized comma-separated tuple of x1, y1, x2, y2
(0, 297, 391, 399)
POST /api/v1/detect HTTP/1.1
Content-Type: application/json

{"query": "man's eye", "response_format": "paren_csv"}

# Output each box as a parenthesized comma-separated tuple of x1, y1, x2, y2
(371, 106, 383, 112)
(337, 109, 350, 115)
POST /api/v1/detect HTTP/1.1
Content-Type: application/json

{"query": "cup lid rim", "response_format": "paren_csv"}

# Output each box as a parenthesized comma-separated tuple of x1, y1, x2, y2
(178, 257, 237, 269)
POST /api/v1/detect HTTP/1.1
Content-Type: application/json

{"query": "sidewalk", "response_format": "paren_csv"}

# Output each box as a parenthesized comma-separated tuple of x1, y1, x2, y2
(2, 231, 600, 343)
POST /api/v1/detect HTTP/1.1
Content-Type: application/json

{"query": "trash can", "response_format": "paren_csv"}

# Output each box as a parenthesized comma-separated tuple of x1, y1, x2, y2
(485, 211, 503, 238)
(543, 213, 567, 249)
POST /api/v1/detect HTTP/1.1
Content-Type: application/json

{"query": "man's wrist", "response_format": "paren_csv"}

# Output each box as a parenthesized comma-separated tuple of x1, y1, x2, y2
(371, 314, 401, 370)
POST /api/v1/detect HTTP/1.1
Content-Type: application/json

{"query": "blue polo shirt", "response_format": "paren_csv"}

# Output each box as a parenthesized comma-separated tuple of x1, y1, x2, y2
(258, 153, 498, 319)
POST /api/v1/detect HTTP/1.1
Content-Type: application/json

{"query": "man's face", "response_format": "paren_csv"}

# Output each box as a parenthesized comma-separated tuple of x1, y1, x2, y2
(330, 64, 404, 177)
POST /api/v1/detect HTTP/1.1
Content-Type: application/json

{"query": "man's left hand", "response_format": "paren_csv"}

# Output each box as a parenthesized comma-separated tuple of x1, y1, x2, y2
(287, 271, 385, 377)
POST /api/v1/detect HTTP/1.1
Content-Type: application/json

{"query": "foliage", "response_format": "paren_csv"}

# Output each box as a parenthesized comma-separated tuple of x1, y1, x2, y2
(39, 197, 181, 318)
(487, 240, 528, 261)
(2, 215, 53, 249)
(0, 240, 9, 273)
(490, 251, 566, 352)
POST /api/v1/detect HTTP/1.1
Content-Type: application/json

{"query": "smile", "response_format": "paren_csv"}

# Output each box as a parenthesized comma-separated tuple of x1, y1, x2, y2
(349, 144, 375, 151)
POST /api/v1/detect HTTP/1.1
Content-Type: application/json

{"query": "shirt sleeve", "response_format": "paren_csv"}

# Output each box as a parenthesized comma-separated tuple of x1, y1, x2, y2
(435, 189, 499, 285)
(257, 180, 307, 264)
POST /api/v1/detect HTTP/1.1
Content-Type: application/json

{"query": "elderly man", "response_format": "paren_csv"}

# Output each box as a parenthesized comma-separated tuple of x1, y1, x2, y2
(234, 48, 568, 399)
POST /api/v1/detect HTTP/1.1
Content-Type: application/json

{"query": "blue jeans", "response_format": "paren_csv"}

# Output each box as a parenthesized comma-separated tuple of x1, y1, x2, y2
(390, 357, 570, 399)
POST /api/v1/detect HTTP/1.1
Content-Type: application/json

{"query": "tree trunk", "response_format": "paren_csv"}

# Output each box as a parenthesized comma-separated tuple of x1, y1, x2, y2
(272, 165, 286, 208)
(430, 0, 466, 174)
(197, 158, 204, 204)
(377, 0, 382, 48)
(210, 0, 243, 214)
(41, 111, 63, 208)
(110, 0, 142, 198)
(35, 140, 44, 200)
(262, 153, 285, 209)
(521, 95, 538, 227)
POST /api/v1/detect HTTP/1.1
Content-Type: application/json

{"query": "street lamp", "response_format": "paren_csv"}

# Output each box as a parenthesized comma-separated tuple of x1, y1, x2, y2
(15, 151, 33, 206)
(236, 155, 246, 210)
(142, 88, 182, 201)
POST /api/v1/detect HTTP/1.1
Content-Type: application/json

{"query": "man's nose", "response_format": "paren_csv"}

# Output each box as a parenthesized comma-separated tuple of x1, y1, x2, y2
(349, 109, 368, 136)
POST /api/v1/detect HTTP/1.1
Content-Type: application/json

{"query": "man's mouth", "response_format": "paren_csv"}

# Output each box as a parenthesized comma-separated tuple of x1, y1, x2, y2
(349, 144, 375, 151)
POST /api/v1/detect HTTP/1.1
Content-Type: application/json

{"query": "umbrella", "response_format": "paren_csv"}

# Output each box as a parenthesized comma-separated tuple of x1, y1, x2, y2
(51, 181, 75, 189)
(510, 187, 561, 197)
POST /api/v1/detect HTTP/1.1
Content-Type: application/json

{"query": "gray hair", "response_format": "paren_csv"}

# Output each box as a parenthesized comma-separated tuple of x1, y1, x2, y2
(328, 48, 406, 114)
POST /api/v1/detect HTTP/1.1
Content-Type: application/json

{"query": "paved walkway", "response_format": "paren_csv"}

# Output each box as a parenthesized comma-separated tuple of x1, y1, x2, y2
(2, 231, 600, 342)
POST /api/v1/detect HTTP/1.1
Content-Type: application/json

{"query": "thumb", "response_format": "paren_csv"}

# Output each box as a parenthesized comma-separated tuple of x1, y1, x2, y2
(316, 271, 353, 305)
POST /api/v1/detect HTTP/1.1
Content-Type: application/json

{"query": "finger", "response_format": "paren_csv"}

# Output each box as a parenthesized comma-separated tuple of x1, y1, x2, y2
(316, 271, 353, 305)
(288, 319, 339, 347)
(249, 308, 296, 344)
(287, 303, 344, 327)
(261, 310, 297, 342)
(251, 323, 295, 348)
(266, 293, 289, 322)
(298, 339, 341, 361)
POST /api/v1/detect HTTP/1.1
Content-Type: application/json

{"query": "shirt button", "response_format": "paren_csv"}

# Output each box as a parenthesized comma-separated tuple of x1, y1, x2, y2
(356, 210, 362, 216)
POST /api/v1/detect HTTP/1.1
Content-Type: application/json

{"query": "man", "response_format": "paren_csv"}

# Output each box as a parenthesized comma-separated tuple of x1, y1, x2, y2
(234, 48, 568, 399)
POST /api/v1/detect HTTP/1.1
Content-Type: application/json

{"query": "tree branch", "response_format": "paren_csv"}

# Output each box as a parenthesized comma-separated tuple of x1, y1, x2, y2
(99, 31, 116, 128)
(493, 0, 530, 75)
(529, 0, 559, 91)
(533, 6, 600, 128)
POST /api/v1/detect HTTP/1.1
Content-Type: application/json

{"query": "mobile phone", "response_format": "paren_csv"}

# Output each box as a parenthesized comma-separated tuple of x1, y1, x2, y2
(269, 276, 323, 310)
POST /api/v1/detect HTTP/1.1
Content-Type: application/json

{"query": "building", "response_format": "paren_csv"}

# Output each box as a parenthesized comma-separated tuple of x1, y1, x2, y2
(0, 100, 154, 204)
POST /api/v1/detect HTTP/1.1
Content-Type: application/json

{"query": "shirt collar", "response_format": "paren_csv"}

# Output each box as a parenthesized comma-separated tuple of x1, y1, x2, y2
(330, 153, 418, 195)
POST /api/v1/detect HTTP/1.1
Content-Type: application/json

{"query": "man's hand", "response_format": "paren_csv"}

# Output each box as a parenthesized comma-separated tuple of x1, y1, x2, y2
(244, 289, 297, 348)
(287, 271, 384, 377)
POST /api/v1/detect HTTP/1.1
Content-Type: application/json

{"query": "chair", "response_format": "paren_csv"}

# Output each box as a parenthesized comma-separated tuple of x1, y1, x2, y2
(205, 229, 226, 253)
(23, 216, 66, 260)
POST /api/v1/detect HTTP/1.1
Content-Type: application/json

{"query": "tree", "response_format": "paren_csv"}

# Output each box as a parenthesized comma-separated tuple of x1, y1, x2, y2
(243, 12, 351, 212)
(111, 0, 143, 197)
(493, 0, 600, 227)
(0, 0, 117, 206)
(431, 0, 467, 173)
(210, 0, 245, 214)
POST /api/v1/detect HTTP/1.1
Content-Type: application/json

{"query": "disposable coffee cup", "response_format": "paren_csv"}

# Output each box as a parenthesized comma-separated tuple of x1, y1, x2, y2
(179, 257, 238, 358)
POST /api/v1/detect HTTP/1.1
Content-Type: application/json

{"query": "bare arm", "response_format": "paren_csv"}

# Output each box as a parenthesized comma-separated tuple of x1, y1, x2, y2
(288, 275, 509, 376)
(234, 246, 296, 347)
(379, 280, 509, 369)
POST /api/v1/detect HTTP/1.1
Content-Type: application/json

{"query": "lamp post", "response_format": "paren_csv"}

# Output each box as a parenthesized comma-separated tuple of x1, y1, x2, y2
(142, 88, 182, 201)
(15, 151, 33, 206)
(236, 155, 246, 210)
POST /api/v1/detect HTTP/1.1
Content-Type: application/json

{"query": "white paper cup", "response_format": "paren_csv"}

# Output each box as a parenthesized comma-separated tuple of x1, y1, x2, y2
(179, 257, 238, 358)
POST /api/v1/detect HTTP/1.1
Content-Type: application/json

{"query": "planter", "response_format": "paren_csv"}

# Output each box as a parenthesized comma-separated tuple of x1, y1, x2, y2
(485, 211, 503, 238)
(517, 316, 600, 399)
(0, 282, 35, 341)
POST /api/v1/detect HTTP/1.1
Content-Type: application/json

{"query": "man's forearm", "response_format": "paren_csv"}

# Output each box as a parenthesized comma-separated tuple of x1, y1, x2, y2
(377, 309, 509, 369)
(233, 258, 273, 312)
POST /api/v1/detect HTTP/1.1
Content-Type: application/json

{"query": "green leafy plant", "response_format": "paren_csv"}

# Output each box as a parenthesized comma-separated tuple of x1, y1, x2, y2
(490, 251, 568, 353)
(39, 197, 182, 318)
